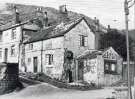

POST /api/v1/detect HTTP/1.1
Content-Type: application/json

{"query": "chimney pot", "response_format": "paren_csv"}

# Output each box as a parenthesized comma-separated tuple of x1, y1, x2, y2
(107, 25, 111, 32)
(14, 6, 20, 24)
(43, 11, 48, 27)
(108, 25, 110, 29)
(59, 5, 67, 13)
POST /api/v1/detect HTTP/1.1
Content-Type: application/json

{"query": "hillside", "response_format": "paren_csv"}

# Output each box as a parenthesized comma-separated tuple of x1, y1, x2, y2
(0, 3, 106, 32)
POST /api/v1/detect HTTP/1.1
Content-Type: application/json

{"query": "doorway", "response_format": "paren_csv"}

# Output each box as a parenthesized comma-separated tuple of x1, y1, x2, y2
(78, 60, 84, 81)
(4, 48, 8, 62)
(67, 69, 73, 83)
(33, 57, 38, 73)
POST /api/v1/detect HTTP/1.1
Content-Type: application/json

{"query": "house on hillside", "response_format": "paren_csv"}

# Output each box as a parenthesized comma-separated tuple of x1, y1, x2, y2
(22, 17, 97, 82)
(0, 15, 39, 64)
(0, 5, 123, 86)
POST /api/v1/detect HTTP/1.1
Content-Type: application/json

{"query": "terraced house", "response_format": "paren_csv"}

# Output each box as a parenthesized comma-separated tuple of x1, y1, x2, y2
(0, 5, 123, 85)
(23, 17, 97, 82)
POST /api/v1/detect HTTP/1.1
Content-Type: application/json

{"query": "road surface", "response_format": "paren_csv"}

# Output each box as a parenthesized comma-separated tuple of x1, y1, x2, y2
(0, 83, 115, 99)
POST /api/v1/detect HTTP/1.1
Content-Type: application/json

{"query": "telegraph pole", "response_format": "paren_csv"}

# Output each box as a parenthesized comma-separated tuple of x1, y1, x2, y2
(124, 1, 131, 99)
(124, 0, 135, 99)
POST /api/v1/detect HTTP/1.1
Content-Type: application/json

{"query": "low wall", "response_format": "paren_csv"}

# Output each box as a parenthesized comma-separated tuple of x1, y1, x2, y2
(104, 74, 122, 86)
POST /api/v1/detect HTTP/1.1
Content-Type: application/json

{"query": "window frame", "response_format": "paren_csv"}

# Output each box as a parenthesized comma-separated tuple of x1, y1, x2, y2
(45, 54, 53, 65)
(11, 45, 15, 56)
(11, 28, 17, 40)
(28, 43, 33, 50)
(104, 60, 117, 74)
(80, 35, 88, 47)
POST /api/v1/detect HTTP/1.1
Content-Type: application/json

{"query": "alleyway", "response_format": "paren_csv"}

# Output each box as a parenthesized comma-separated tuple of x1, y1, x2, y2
(0, 83, 115, 99)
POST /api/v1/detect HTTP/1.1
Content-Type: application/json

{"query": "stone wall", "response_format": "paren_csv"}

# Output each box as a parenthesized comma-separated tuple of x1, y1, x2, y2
(0, 63, 21, 95)
(64, 19, 95, 57)
(24, 37, 64, 79)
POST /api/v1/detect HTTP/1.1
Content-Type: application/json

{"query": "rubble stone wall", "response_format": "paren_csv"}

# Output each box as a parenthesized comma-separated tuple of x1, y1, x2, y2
(0, 63, 19, 95)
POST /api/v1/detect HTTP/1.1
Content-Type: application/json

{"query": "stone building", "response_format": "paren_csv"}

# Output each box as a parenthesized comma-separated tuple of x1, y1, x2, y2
(0, 5, 123, 85)
(22, 17, 97, 82)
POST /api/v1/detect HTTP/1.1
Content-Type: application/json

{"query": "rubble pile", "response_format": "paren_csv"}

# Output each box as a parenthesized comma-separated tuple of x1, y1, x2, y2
(20, 72, 100, 91)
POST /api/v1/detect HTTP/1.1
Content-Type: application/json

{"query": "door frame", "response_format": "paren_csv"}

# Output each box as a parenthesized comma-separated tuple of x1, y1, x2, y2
(4, 48, 8, 62)
(33, 57, 38, 73)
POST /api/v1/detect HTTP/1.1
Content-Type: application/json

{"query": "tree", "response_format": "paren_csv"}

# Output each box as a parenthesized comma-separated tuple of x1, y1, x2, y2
(100, 29, 134, 61)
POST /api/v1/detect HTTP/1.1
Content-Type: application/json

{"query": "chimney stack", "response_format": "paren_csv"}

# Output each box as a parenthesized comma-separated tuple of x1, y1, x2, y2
(107, 25, 111, 32)
(43, 11, 48, 27)
(14, 6, 20, 24)
(59, 5, 69, 22)
(36, 7, 43, 19)
(59, 5, 67, 14)
(94, 17, 100, 31)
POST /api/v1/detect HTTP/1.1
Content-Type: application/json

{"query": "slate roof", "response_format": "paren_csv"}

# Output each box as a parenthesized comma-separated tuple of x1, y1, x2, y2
(77, 47, 122, 59)
(24, 17, 92, 44)
(77, 50, 103, 59)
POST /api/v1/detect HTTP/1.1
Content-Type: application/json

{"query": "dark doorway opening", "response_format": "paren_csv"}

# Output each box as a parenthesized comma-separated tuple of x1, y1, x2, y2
(67, 69, 73, 83)
(4, 48, 8, 63)
(78, 60, 84, 81)
(33, 57, 38, 73)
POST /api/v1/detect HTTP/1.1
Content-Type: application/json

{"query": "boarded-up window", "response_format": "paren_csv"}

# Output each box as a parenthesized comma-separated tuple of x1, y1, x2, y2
(80, 35, 87, 47)
(46, 54, 53, 65)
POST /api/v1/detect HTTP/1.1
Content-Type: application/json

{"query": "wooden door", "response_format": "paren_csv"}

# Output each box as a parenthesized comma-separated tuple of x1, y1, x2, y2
(33, 57, 38, 73)
(78, 60, 84, 80)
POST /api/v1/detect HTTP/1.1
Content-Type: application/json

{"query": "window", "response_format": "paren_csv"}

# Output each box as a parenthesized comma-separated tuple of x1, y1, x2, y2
(11, 45, 15, 56)
(46, 54, 53, 65)
(80, 35, 87, 47)
(29, 43, 33, 50)
(27, 58, 31, 65)
(0, 48, 2, 58)
(104, 60, 117, 74)
(111, 64, 116, 72)
(11, 28, 16, 39)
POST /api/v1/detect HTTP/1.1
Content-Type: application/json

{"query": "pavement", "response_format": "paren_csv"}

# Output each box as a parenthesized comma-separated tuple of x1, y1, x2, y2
(0, 83, 116, 99)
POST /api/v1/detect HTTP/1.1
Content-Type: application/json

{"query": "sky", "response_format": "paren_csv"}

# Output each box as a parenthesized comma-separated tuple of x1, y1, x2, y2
(0, 0, 134, 30)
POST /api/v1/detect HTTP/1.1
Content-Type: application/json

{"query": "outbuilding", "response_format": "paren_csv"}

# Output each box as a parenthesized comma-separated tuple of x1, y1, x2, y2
(78, 47, 123, 86)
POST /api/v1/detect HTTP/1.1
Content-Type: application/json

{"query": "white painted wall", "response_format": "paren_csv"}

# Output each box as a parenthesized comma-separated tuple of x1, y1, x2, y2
(0, 26, 22, 63)
(2, 27, 22, 43)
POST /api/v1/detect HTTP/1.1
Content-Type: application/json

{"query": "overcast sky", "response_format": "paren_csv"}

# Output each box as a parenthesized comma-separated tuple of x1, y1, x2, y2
(0, 0, 134, 30)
